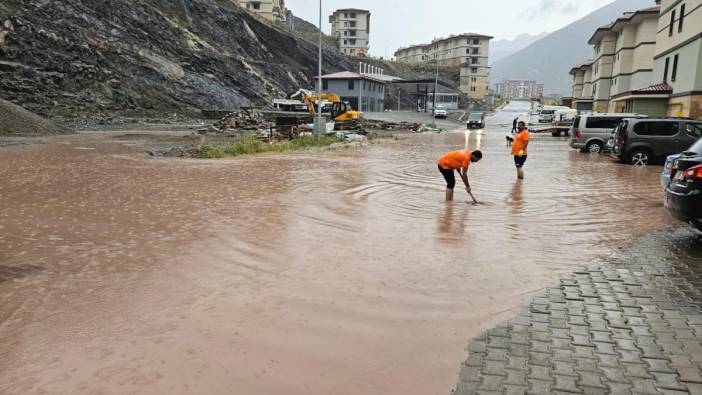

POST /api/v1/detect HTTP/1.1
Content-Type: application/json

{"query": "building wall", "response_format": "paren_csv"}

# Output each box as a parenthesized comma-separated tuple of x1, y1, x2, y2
(582, 68, 594, 97)
(330, 9, 370, 56)
(495, 80, 543, 99)
(610, 16, 657, 96)
(315, 78, 385, 112)
(591, 32, 616, 102)
(395, 35, 491, 67)
(655, 0, 702, 118)
(572, 71, 585, 98)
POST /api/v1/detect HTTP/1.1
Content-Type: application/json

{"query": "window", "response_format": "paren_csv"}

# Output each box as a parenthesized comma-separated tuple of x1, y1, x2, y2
(349, 13, 356, 18)
(344, 39, 348, 45)
(349, 39, 356, 45)
(344, 31, 348, 36)
(471, 86, 476, 92)
(585, 117, 623, 129)
(322, 80, 328, 90)
(252, 2, 260, 10)
(672, 54, 679, 82)
(664, 57, 670, 82)
(471, 57, 478, 64)
(349, 31, 356, 37)
(344, 13, 348, 18)
(669, 10, 676, 36)
(466, 48, 470, 54)
(471, 67, 477, 73)
(472, 48, 479, 55)
(350, 21, 356, 28)
(686, 123, 702, 138)
(473, 39, 480, 45)
(633, 121, 679, 136)
(679, 4, 686, 32)
(348, 80, 355, 90)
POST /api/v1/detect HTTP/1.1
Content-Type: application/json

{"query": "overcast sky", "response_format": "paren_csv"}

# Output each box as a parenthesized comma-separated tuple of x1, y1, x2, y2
(286, 0, 616, 57)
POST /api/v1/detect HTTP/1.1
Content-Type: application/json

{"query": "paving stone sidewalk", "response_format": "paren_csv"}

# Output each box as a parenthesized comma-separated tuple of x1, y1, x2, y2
(454, 228, 702, 395)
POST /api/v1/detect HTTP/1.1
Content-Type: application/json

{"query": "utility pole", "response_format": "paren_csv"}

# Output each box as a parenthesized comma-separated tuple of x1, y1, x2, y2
(397, 89, 401, 112)
(315, 0, 323, 142)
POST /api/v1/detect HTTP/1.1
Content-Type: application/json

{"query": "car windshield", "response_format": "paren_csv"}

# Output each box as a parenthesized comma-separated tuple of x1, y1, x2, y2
(436, 106, 445, 111)
(469, 114, 482, 120)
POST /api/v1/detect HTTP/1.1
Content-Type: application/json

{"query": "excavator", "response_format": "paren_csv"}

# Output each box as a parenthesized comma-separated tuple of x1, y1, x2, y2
(273, 89, 362, 130)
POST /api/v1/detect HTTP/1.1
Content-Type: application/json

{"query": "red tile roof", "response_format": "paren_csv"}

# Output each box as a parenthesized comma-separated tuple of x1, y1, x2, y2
(634, 83, 673, 93)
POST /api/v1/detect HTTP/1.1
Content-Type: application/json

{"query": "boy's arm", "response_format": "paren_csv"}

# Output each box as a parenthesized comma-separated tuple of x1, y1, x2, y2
(460, 167, 471, 191)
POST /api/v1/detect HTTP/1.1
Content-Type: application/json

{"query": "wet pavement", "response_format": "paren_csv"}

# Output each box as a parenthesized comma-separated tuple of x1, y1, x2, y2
(455, 228, 702, 395)
(0, 101, 681, 394)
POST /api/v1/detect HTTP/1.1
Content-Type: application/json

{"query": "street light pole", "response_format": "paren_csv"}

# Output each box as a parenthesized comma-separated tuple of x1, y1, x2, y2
(315, 0, 323, 142)
(433, 53, 440, 118)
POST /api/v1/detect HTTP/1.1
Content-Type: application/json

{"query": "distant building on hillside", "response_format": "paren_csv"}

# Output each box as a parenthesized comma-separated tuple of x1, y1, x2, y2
(495, 80, 544, 99)
(236, 0, 287, 22)
(394, 34, 492, 100)
(329, 9, 371, 57)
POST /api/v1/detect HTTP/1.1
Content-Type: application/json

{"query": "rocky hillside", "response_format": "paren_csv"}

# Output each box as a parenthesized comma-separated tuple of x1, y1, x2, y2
(0, 0, 356, 120)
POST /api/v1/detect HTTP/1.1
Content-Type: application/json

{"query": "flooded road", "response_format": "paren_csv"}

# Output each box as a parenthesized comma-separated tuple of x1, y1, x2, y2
(0, 101, 674, 394)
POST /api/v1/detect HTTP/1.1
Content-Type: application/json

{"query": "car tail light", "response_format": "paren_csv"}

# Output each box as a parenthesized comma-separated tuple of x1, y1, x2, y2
(683, 164, 702, 180)
(575, 131, 581, 140)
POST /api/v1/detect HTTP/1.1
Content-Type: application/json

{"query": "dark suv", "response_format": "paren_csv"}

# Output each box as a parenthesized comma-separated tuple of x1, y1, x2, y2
(611, 118, 702, 165)
(666, 135, 702, 230)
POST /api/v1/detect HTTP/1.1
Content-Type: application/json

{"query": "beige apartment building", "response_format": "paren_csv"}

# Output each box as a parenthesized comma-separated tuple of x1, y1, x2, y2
(570, 61, 594, 112)
(653, 0, 702, 118)
(329, 9, 371, 57)
(607, 6, 660, 113)
(394, 34, 492, 99)
(235, 0, 287, 22)
(588, 23, 618, 112)
(569, 1, 702, 119)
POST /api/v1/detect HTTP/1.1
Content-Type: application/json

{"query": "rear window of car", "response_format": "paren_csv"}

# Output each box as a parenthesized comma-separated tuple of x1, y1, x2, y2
(469, 114, 482, 120)
(633, 121, 679, 136)
(541, 110, 554, 115)
(585, 117, 621, 129)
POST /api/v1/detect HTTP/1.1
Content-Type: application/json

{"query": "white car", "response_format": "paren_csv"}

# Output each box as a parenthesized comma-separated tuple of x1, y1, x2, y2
(433, 106, 448, 119)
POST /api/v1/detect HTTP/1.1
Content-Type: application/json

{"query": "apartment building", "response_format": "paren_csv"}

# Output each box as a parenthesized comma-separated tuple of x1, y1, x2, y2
(570, 61, 594, 111)
(607, 7, 660, 113)
(588, 23, 618, 112)
(236, 0, 287, 22)
(495, 80, 544, 100)
(329, 9, 371, 57)
(394, 34, 492, 100)
(653, 0, 702, 118)
(394, 34, 492, 67)
(569, 1, 702, 119)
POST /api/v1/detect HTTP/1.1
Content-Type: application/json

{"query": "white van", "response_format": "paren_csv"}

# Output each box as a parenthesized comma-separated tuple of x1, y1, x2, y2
(538, 106, 570, 123)
(553, 109, 578, 123)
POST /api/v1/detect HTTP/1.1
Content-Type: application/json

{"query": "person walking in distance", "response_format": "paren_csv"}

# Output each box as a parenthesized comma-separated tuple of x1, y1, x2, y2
(512, 117, 519, 134)
(512, 121, 530, 179)
(437, 150, 483, 201)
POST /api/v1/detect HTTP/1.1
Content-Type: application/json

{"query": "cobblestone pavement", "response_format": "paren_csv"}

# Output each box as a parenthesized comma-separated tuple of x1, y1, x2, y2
(454, 228, 702, 395)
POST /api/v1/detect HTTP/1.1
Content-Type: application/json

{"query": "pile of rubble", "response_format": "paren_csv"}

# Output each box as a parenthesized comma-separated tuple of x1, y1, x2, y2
(361, 119, 422, 132)
(206, 109, 272, 134)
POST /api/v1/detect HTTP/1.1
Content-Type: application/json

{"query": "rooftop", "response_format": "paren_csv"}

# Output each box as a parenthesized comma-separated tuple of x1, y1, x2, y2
(315, 71, 391, 84)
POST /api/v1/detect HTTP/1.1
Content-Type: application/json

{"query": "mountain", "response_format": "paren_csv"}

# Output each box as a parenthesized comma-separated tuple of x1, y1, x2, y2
(0, 0, 357, 119)
(490, 32, 548, 64)
(489, 0, 652, 95)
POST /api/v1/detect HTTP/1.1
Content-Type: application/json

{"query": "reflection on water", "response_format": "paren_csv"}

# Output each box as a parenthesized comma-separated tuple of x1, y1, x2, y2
(0, 102, 676, 395)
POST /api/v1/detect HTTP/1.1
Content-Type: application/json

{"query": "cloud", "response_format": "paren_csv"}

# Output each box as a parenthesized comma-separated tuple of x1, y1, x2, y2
(526, 0, 582, 18)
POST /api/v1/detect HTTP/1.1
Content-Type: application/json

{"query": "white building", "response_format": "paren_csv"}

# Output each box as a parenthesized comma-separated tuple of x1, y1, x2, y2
(236, 0, 287, 22)
(329, 9, 371, 57)
(495, 80, 544, 99)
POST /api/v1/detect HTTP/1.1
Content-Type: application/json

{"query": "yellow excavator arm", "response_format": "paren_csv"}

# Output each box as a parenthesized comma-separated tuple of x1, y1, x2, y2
(290, 89, 361, 122)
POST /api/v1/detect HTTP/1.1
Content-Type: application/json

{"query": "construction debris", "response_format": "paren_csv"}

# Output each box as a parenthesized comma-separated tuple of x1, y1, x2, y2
(208, 109, 273, 134)
(360, 119, 422, 132)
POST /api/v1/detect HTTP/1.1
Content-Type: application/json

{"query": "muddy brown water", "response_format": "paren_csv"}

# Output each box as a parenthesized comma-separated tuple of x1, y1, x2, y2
(0, 102, 674, 394)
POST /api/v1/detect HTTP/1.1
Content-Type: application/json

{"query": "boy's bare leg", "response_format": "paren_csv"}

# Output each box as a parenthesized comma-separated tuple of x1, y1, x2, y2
(446, 188, 454, 201)
(517, 167, 524, 179)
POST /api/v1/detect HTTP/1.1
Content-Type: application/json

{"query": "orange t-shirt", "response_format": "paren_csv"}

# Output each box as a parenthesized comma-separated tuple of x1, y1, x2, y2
(438, 150, 471, 170)
(512, 129, 530, 156)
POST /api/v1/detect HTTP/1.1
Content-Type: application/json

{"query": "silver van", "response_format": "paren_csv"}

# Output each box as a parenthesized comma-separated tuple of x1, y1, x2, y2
(569, 113, 646, 153)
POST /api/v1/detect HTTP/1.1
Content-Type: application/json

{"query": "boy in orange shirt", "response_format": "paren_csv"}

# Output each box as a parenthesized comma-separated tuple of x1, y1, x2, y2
(437, 149, 483, 201)
(512, 121, 530, 179)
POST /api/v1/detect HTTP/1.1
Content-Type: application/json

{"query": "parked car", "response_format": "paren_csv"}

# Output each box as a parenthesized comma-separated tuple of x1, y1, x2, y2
(466, 112, 485, 129)
(551, 109, 578, 136)
(569, 113, 646, 154)
(433, 106, 448, 119)
(612, 118, 702, 165)
(665, 135, 702, 230)
(662, 154, 682, 190)
(538, 106, 570, 123)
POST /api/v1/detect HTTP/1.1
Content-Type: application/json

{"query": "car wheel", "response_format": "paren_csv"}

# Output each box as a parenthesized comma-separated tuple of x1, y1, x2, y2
(586, 141, 604, 154)
(629, 150, 651, 166)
